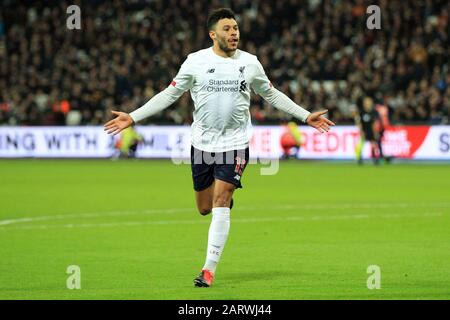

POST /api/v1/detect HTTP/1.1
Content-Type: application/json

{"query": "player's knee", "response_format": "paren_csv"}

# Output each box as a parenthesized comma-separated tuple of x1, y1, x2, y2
(198, 207, 212, 216)
(213, 191, 233, 208)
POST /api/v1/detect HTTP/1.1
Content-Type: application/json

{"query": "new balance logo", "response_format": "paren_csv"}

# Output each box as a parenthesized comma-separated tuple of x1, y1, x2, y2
(234, 175, 241, 181)
(206, 68, 215, 73)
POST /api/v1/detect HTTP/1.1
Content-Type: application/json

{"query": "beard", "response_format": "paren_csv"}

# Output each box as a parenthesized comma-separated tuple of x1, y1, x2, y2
(217, 36, 237, 53)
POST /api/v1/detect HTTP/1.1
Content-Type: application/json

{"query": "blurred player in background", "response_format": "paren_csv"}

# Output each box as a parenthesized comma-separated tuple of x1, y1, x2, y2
(374, 101, 393, 164)
(104, 8, 334, 287)
(114, 126, 143, 158)
(280, 121, 303, 159)
(355, 96, 387, 165)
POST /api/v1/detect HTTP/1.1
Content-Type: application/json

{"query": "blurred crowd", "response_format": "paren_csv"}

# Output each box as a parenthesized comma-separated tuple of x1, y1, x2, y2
(0, 0, 449, 126)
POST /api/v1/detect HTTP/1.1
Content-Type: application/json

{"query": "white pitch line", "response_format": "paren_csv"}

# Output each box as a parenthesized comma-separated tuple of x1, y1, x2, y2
(0, 202, 449, 227)
(0, 208, 194, 226)
(0, 212, 444, 231)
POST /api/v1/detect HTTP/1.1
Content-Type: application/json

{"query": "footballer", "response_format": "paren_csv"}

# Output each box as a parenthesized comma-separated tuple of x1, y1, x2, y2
(104, 8, 335, 287)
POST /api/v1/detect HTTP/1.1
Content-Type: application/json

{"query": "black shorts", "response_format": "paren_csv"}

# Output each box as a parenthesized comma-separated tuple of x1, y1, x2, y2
(363, 129, 376, 141)
(190, 145, 249, 192)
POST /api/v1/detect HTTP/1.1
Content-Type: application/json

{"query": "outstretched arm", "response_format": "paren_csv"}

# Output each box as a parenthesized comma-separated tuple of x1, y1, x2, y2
(251, 59, 335, 133)
(104, 85, 185, 135)
(259, 87, 335, 133)
(104, 55, 194, 135)
(305, 110, 336, 133)
(104, 111, 134, 135)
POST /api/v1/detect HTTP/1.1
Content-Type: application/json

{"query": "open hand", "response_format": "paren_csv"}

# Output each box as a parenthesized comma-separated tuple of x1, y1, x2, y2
(104, 111, 134, 135)
(306, 110, 336, 133)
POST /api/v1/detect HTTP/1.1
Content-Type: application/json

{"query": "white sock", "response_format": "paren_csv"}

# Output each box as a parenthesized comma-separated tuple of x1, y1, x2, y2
(202, 207, 231, 274)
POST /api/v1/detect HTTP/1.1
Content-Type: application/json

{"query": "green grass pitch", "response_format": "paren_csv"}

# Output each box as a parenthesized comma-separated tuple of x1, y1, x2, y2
(0, 159, 449, 300)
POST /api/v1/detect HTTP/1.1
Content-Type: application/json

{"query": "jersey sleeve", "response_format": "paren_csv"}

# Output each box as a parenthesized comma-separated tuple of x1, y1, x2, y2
(128, 56, 195, 123)
(170, 55, 195, 92)
(250, 58, 311, 123)
(249, 58, 273, 95)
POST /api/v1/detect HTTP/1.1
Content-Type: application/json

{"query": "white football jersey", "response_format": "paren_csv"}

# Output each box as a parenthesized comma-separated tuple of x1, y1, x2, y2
(171, 47, 272, 152)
